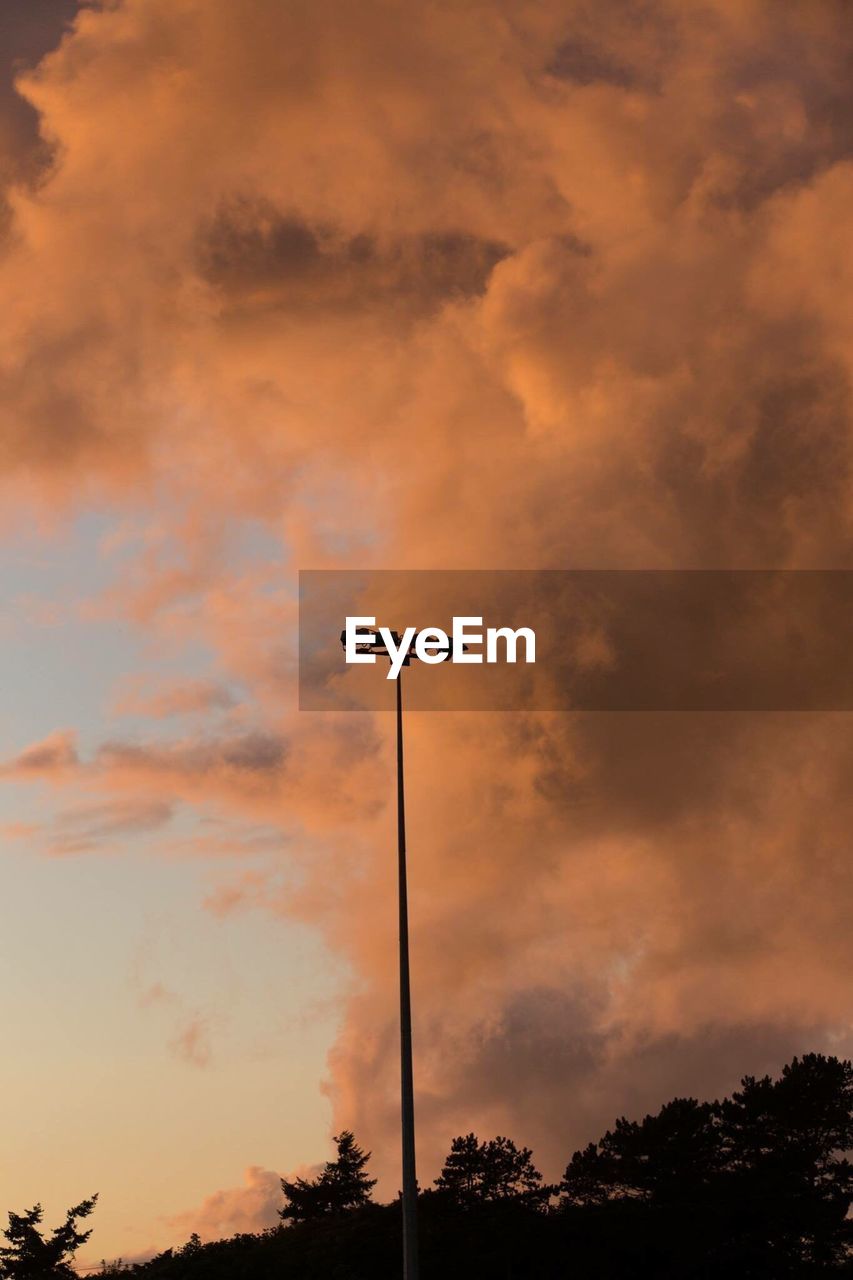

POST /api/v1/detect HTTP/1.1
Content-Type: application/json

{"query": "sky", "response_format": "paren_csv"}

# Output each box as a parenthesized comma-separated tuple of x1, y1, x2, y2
(1, 0, 853, 1266)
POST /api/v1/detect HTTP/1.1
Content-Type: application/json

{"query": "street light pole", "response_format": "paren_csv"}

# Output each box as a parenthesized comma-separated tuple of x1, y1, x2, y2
(395, 666, 419, 1280)
(341, 624, 463, 1279)
(341, 626, 421, 1278)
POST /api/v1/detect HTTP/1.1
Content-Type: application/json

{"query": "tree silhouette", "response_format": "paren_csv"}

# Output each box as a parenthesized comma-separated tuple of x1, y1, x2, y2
(280, 1131, 376, 1223)
(561, 1053, 853, 1272)
(0, 1196, 98, 1279)
(717, 1053, 853, 1269)
(561, 1096, 721, 1206)
(433, 1133, 481, 1205)
(435, 1134, 551, 1209)
(4, 1053, 848, 1278)
(178, 1234, 203, 1257)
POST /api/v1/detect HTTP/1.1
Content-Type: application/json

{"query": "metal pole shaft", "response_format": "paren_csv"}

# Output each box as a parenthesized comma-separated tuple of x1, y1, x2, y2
(396, 669, 419, 1280)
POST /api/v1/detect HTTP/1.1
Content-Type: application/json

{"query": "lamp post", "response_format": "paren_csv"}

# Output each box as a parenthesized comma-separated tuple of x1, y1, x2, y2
(340, 627, 422, 1279)
(394, 650, 418, 1280)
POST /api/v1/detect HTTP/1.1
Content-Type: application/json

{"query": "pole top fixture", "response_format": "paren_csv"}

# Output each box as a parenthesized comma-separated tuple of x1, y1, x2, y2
(340, 626, 466, 667)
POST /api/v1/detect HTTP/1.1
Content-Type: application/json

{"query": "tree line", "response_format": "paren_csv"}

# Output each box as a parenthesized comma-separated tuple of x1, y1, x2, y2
(3, 1053, 851, 1278)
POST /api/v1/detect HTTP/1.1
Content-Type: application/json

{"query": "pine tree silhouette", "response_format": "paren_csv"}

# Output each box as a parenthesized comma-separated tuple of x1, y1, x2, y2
(560, 1053, 853, 1271)
(280, 1131, 376, 1223)
(0, 1197, 98, 1279)
(435, 1134, 551, 1208)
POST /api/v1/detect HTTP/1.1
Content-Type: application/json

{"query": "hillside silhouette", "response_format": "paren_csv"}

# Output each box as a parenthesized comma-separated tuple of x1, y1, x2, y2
(3, 1053, 850, 1279)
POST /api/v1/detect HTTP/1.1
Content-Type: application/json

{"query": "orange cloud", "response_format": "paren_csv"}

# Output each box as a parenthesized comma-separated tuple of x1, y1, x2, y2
(0, 0, 852, 1202)
(167, 1164, 316, 1243)
(1, 729, 79, 777)
(169, 1014, 214, 1070)
(111, 677, 238, 719)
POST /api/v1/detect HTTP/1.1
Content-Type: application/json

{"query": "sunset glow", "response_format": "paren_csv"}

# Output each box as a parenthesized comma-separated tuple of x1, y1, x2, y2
(1, 1, 852, 1269)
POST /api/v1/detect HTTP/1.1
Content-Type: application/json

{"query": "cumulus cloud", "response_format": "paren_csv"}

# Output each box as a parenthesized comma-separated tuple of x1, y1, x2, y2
(1, 0, 853, 1198)
(167, 1163, 315, 1242)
